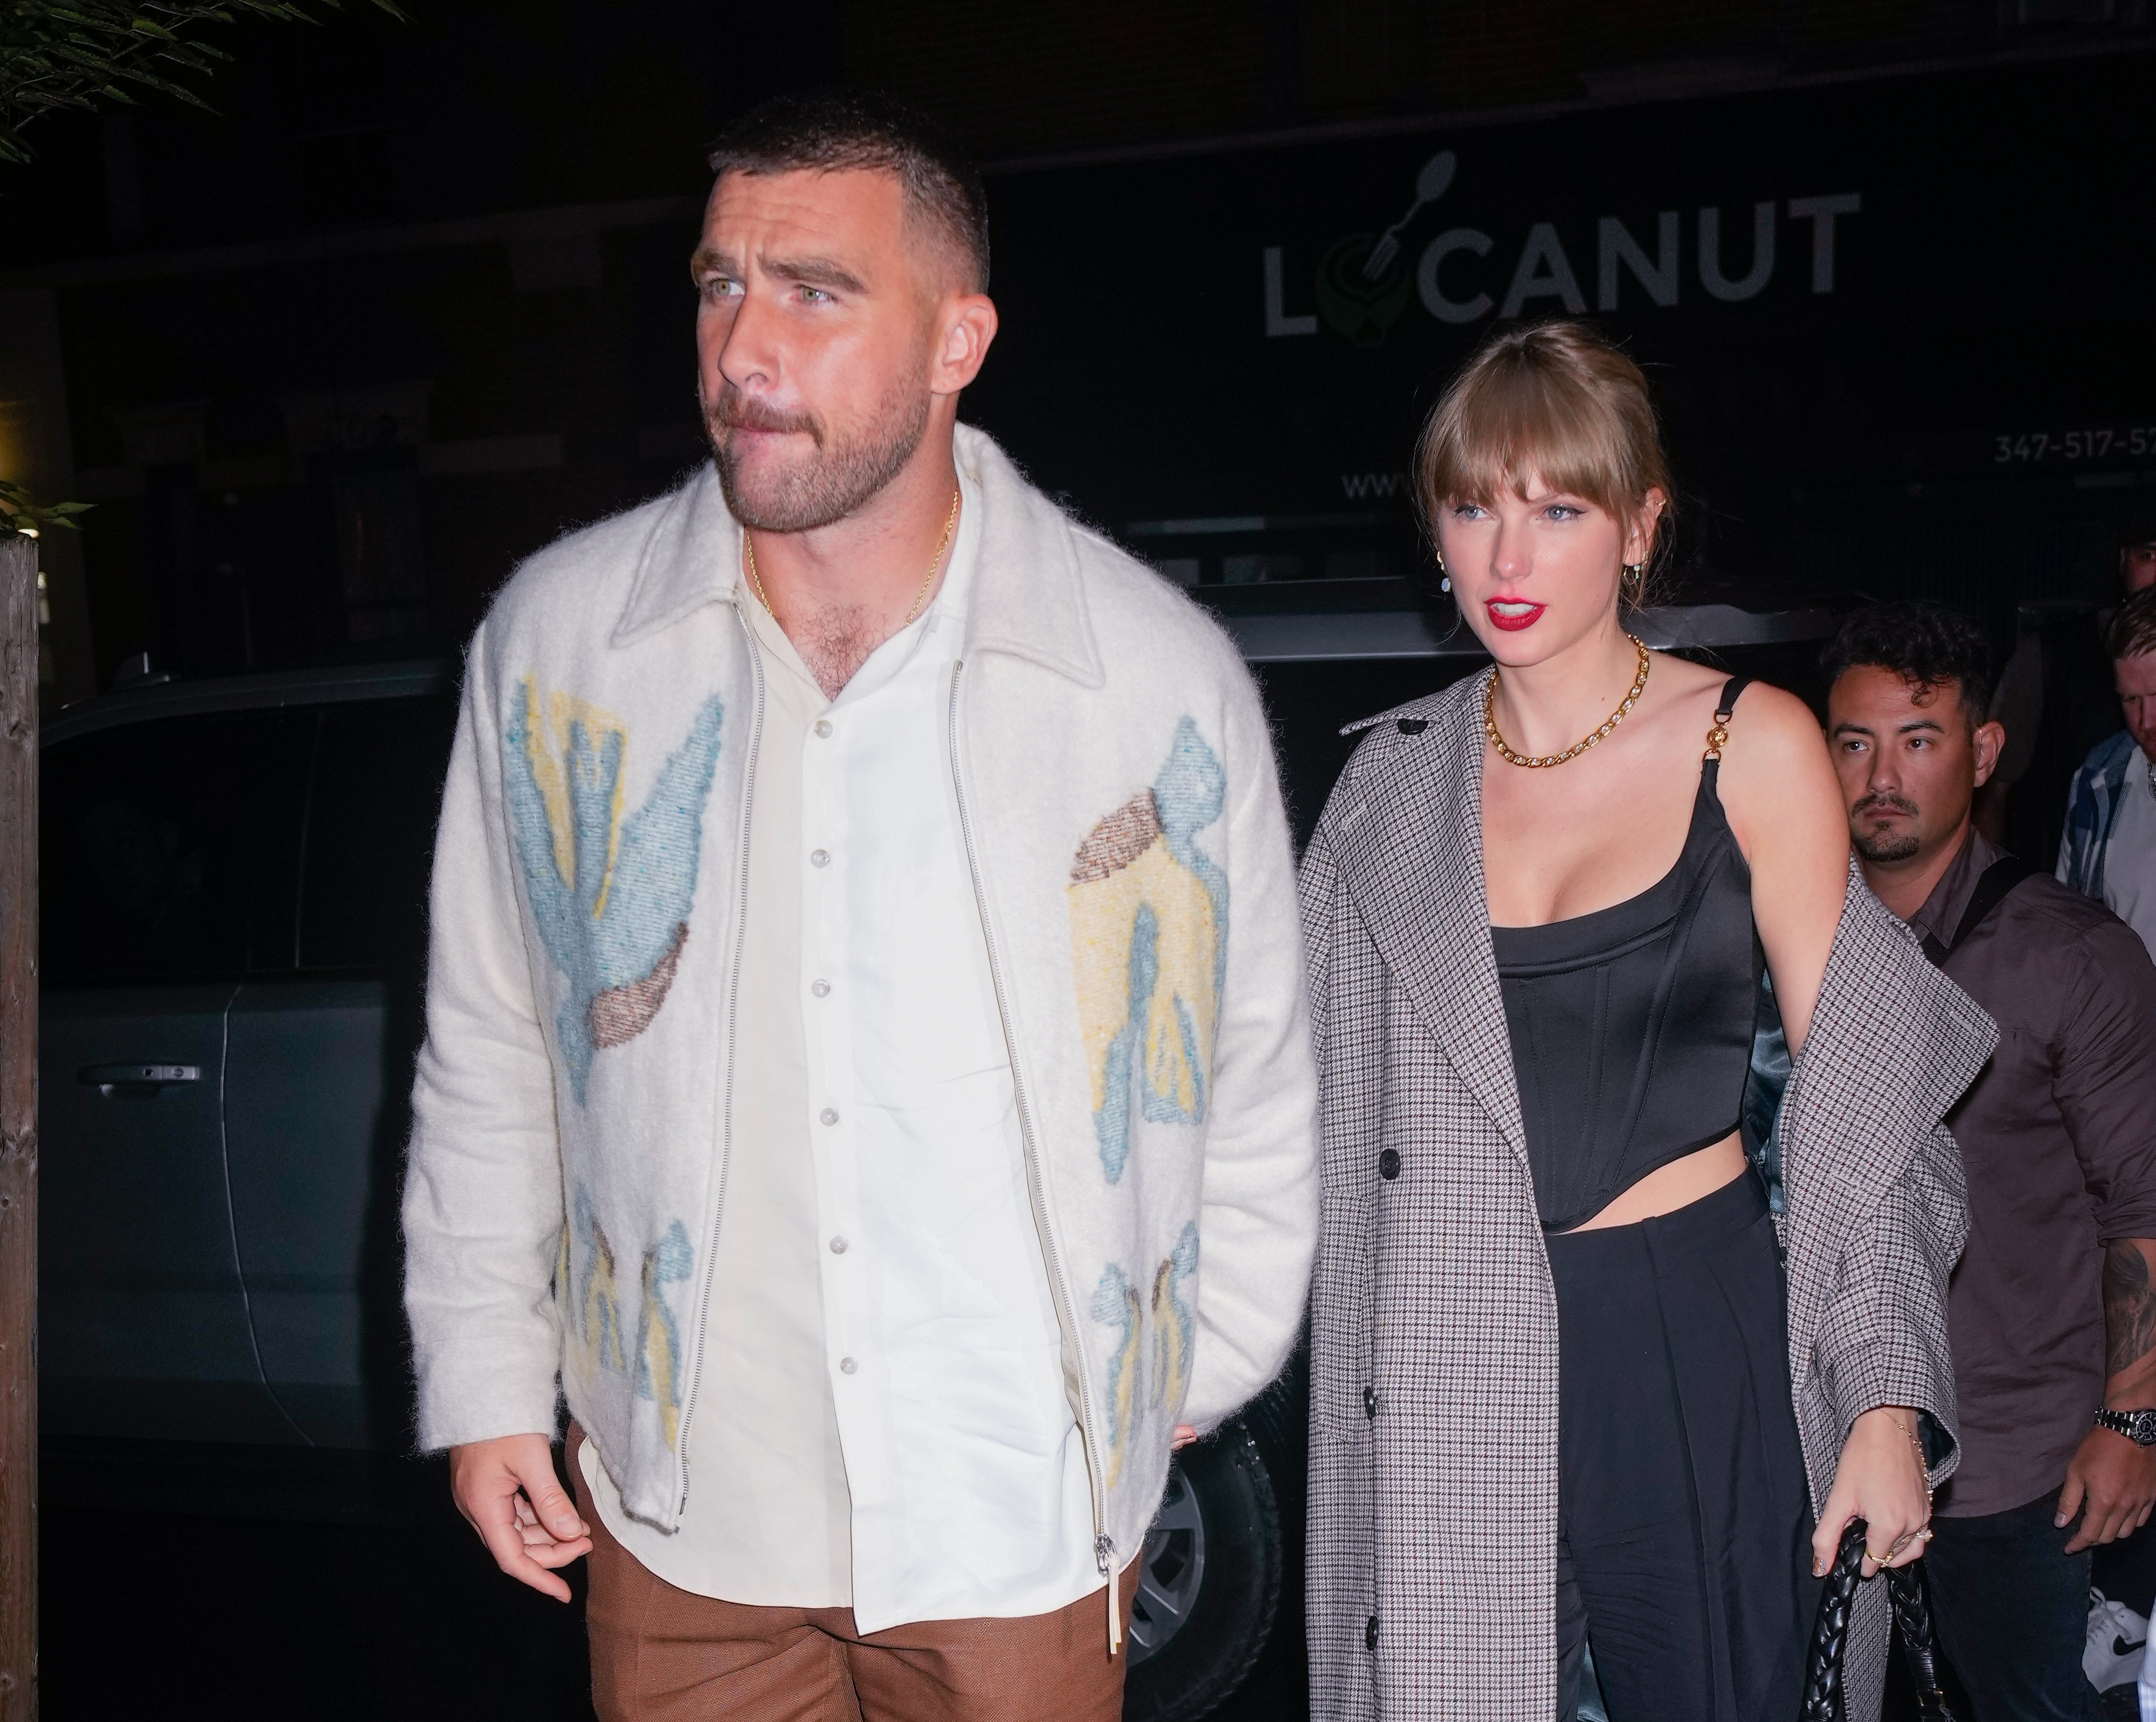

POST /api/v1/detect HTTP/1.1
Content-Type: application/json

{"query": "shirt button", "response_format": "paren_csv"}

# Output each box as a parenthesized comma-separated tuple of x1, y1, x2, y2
(820, 1107, 839, 1126)
(811, 979, 831, 998)
(813, 718, 833, 738)
(1378, 1149, 1401, 1181)
(839, 1357, 858, 1375)
(810, 848, 830, 868)
(829, 1236, 848, 1254)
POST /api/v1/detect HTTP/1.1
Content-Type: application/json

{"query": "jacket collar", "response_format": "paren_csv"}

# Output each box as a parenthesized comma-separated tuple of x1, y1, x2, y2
(610, 425, 1103, 689)
(1325, 670, 1530, 1174)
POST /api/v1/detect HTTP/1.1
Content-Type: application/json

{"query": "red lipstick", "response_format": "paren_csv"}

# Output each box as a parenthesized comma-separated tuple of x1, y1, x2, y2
(1485, 597, 1546, 632)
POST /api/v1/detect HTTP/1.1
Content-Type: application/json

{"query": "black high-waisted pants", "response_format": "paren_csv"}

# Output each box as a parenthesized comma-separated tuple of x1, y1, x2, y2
(1548, 1171, 1819, 1722)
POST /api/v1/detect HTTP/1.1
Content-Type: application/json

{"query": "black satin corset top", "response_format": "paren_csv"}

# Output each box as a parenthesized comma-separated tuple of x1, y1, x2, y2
(1488, 752, 1762, 1234)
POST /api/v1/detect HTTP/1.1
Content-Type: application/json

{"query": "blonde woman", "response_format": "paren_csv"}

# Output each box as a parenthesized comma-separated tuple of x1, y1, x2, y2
(1300, 322, 1995, 1722)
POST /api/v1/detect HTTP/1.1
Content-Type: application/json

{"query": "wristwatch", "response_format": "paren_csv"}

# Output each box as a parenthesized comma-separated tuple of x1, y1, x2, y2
(2093, 1407, 2156, 1447)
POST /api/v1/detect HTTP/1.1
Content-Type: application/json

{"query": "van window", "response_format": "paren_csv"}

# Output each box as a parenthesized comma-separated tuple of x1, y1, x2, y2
(296, 694, 458, 973)
(42, 710, 309, 987)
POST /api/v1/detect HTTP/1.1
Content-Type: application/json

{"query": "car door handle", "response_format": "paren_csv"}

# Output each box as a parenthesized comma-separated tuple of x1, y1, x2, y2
(78, 1063, 202, 1098)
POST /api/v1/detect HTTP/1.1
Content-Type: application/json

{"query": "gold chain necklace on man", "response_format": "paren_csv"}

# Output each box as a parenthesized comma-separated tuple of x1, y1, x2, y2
(743, 487, 962, 627)
(1484, 633, 1652, 769)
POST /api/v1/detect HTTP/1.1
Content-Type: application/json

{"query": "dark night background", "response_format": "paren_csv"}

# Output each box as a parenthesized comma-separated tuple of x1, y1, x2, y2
(7, 2, 2154, 1716)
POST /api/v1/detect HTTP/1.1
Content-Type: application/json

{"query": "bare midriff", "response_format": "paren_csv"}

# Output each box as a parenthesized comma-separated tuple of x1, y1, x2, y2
(1559, 1130, 1750, 1234)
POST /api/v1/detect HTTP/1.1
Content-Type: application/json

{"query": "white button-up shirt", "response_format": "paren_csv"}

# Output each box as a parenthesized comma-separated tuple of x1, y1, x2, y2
(581, 474, 1101, 1631)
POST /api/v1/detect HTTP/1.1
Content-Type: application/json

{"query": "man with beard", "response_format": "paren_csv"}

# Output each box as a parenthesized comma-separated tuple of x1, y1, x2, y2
(402, 91, 1319, 1722)
(1826, 601, 2156, 1721)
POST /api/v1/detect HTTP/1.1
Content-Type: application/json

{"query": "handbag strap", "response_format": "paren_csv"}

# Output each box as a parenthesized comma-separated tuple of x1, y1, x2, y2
(1801, 1519, 1959, 1722)
(1887, 1559, 1955, 1722)
(1800, 1522, 1866, 1720)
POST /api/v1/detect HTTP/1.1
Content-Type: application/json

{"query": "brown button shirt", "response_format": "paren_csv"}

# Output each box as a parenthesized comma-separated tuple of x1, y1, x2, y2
(1912, 829, 2156, 1517)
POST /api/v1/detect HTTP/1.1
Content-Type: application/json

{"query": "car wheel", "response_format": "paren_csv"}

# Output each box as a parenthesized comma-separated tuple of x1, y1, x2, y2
(1122, 1426, 1282, 1722)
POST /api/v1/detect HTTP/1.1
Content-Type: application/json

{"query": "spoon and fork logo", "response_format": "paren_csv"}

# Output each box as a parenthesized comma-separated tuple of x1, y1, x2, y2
(1312, 149, 1457, 346)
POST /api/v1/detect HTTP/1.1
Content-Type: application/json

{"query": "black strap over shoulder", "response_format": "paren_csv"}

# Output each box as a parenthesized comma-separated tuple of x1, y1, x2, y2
(1919, 854, 2035, 966)
(1703, 676, 1753, 767)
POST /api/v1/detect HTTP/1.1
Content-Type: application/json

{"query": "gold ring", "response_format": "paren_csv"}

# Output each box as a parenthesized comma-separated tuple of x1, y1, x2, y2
(1864, 1546, 1891, 1566)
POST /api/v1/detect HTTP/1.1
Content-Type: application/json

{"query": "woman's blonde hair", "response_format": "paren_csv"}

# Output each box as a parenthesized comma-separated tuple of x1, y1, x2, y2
(1415, 321, 1674, 608)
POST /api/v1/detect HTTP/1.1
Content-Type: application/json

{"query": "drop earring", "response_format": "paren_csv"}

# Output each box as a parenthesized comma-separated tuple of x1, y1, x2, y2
(1436, 555, 1452, 594)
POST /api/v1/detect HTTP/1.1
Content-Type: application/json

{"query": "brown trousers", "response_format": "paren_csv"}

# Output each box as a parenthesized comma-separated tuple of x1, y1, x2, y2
(570, 1433, 1137, 1722)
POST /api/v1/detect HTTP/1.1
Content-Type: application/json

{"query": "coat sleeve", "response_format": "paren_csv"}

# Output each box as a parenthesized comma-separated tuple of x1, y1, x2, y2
(1783, 872, 1995, 1489)
(1180, 675, 1321, 1433)
(1807, 1117, 1970, 1463)
(402, 629, 569, 1451)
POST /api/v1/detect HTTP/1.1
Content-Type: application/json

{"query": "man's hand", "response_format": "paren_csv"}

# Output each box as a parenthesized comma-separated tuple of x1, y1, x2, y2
(2058, 1426, 2156, 1553)
(450, 1432, 593, 1601)
(1814, 1406, 1934, 1580)
(1171, 1424, 1197, 1450)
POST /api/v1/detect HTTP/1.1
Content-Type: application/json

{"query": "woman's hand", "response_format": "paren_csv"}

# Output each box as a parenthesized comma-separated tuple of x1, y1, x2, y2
(1813, 1406, 1934, 1580)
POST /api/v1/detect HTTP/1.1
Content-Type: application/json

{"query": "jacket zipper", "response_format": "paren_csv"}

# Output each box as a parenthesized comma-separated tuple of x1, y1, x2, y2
(946, 658, 1120, 1655)
(673, 608, 766, 1514)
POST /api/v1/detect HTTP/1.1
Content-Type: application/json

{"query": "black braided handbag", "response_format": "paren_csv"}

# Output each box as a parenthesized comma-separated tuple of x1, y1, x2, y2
(1799, 1519, 1955, 1721)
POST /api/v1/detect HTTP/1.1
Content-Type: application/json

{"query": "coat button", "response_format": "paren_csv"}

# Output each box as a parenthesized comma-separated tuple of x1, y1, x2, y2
(1395, 718, 1427, 735)
(1378, 1149, 1401, 1181)
(1365, 1614, 1380, 1651)
(1363, 1386, 1378, 1420)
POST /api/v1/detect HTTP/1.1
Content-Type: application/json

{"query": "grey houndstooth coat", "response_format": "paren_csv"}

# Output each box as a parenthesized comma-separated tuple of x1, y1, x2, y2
(1300, 669, 1996, 1722)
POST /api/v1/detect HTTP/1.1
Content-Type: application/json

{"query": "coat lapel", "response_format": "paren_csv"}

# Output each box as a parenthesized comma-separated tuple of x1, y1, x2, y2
(1328, 671, 1529, 1171)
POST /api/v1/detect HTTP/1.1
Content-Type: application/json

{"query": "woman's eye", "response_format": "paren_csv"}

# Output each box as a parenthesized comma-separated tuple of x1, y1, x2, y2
(1452, 502, 1487, 521)
(1543, 504, 1580, 521)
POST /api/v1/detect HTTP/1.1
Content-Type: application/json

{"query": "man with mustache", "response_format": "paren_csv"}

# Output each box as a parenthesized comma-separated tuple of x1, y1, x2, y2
(1826, 601, 2156, 1720)
(402, 90, 1319, 1721)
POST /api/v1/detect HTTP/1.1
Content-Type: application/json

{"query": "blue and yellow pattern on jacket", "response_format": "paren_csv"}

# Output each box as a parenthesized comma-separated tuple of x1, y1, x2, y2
(560, 1185, 696, 1451)
(1089, 1221, 1201, 1489)
(1067, 717, 1229, 1183)
(503, 679, 725, 1104)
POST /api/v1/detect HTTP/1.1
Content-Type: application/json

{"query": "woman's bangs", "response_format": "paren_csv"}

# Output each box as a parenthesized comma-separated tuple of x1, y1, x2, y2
(1445, 369, 1629, 513)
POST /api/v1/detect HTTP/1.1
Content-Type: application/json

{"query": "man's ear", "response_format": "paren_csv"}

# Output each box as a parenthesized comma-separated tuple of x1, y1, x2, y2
(1972, 718, 2007, 789)
(930, 294, 999, 397)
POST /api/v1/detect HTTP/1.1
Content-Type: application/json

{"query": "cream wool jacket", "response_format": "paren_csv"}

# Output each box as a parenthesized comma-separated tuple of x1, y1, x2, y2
(402, 426, 1321, 1581)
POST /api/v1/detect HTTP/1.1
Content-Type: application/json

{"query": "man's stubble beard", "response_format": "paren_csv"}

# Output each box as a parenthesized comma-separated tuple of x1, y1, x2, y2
(1850, 794, 1924, 865)
(1853, 827, 1922, 865)
(705, 367, 932, 534)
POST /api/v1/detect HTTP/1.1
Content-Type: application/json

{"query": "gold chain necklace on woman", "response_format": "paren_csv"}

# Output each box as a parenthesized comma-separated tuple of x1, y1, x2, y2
(1484, 633, 1652, 769)
(743, 488, 962, 627)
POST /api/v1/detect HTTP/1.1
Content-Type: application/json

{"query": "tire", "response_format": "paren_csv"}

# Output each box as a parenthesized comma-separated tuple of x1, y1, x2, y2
(1122, 1426, 1283, 1722)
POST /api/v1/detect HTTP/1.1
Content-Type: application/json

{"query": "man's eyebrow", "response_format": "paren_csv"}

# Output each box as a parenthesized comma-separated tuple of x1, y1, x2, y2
(762, 253, 868, 294)
(1896, 717, 1947, 734)
(1829, 720, 1875, 736)
(689, 246, 738, 278)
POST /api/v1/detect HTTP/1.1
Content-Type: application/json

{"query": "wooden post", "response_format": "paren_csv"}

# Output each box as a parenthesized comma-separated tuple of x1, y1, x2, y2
(0, 532, 37, 1719)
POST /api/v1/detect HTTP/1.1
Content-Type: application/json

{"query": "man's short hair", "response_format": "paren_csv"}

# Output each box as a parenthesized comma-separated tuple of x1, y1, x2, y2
(2104, 587, 2156, 662)
(707, 89, 990, 293)
(1821, 599, 1995, 725)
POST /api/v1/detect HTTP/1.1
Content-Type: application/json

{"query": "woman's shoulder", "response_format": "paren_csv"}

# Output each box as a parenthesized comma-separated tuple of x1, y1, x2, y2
(1710, 677, 1832, 790)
